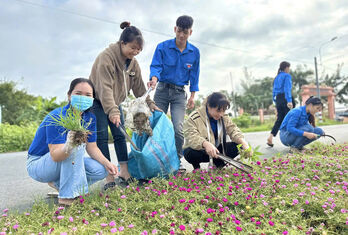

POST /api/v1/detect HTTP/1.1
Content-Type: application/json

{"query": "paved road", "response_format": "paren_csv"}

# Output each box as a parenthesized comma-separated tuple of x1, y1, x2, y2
(1, 124, 347, 212)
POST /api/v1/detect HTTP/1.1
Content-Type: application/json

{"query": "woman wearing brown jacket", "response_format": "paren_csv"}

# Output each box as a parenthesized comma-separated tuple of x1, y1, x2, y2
(183, 92, 249, 170)
(89, 22, 160, 189)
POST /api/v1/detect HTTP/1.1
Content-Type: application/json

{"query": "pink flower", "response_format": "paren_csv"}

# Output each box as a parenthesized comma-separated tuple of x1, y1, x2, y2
(292, 199, 299, 205)
(179, 225, 186, 231)
(101, 223, 108, 228)
(3, 209, 8, 213)
(269, 221, 274, 226)
(179, 199, 186, 203)
(236, 226, 243, 231)
(234, 201, 239, 206)
(69, 217, 74, 222)
(128, 224, 134, 228)
(257, 161, 261, 165)
(196, 228, 204, 233)
(207, 218, 213, 222)
(120, 195, 126, 199)
(13, 224, 19, 229)
(109, 221, 116, 227)
(283, 231, 288, 235)
(119, 226, 124, 231)
(110, 228, 117, 233)
(57, 216, 64, 220)
(152, 229, 157, 234)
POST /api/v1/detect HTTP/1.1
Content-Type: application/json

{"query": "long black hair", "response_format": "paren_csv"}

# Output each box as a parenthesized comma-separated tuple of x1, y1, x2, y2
(273, 61, 291, 86)
(277, 61, 290, 75)
(119, 21, 144, 49)
(305, 96, 323, 127)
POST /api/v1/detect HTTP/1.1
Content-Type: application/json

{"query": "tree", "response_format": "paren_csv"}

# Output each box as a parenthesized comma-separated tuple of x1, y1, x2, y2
(321, 64, 348, 104)
(290, 65, 314, 103)
(0, 80, 61, 125)
(0, 80, 36, 124)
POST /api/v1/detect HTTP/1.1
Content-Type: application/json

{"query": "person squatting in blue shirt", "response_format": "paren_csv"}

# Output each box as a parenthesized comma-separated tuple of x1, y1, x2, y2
(27, 78, 118, 206)
(267, 61, 293, 147)
(279, 96, 325, 152)
(147, 15, 200, 170)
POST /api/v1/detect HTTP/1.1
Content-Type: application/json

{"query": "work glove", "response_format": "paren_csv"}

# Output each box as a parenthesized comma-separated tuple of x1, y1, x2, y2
(62, 131, 76, 154)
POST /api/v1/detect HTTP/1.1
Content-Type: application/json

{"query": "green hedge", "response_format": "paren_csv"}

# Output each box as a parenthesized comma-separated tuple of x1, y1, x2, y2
(0, 123, 38, 153)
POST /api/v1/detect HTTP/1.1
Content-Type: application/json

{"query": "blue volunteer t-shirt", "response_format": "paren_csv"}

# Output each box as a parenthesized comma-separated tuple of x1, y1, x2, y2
(149, 38, 200, 92)
(28, 104, 97, 156)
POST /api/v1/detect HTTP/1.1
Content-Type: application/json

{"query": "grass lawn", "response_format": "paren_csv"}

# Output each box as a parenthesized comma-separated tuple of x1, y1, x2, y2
(1, 143, 347, 234)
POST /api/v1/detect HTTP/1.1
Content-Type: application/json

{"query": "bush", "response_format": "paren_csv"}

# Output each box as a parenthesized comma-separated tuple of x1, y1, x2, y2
(0, 123, 37, 153)
(232, 114, 252, 128)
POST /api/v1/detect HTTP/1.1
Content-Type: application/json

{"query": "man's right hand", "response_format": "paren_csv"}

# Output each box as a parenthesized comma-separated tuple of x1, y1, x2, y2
(147, 76, 158, 89)
(203, 141, 220, 158)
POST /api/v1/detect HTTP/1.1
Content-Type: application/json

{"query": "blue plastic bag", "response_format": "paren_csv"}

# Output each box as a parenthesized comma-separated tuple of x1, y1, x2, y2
(128, 111, 179, 179)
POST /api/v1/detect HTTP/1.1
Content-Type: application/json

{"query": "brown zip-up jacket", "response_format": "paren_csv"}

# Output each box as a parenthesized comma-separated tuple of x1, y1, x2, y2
(183, 99, 244, 151)
(89, 42, 155, 119)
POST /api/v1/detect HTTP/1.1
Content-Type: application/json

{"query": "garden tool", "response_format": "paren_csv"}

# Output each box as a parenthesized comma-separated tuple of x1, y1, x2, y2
(119, 123, 140, 151)
(317, 133, 336, 142)
(217, 153, 253, 174)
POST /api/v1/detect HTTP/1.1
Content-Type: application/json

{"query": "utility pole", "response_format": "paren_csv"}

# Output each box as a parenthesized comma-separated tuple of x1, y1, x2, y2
(314, 57, 320, 98)
(229, 72, 237, 117)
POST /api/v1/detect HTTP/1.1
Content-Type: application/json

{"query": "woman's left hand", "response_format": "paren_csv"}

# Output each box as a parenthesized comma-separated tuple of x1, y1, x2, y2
(149, 103, 162, 112)
(105, 162, 118, 176)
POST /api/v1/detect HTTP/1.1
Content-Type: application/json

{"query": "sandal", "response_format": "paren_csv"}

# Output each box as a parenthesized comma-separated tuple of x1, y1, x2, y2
(266, 142, 274, 147)
(103, 181, 116, 191)
(58, 198, 75, 207)
(114, 176, 136, 188)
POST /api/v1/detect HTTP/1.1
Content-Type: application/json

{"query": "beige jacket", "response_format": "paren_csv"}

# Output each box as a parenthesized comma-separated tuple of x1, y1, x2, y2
(183, 100, 244, 151)
(89, 42, 154, 118)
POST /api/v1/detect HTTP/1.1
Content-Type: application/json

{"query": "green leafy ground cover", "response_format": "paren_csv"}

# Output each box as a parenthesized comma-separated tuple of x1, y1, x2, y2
(1, 143, 347, 234)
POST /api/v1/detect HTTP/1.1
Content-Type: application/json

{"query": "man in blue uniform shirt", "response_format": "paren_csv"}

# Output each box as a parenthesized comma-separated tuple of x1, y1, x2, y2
(148, 15, 200, 170)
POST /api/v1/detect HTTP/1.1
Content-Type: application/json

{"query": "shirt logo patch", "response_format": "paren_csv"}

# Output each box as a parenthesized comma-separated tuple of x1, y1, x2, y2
(186, 63, 192, 69)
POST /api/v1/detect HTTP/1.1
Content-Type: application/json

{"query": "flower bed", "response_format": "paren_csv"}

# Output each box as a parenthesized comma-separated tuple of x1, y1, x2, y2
(1, 144, 347, 234)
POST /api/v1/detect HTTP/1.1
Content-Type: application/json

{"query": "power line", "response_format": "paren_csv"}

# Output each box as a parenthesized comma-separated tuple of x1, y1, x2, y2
(13, 0, 250, 53)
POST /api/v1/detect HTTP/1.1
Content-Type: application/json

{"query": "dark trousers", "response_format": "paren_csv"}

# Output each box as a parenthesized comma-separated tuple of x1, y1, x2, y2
(184, 142, 239, 169)
(92, 99, 128, 162)
(271, 94, 290, 137)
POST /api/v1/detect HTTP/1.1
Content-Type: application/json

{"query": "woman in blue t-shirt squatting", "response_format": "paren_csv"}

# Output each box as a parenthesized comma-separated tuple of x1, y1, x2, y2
(27, 78, 118, 206)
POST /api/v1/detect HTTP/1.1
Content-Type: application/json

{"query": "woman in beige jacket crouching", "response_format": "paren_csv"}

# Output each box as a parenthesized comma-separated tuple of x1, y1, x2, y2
(183, 92, 249, 170)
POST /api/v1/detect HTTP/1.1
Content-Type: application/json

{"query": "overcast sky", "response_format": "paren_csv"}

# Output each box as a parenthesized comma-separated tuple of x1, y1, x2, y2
(1, 0, 347, 102)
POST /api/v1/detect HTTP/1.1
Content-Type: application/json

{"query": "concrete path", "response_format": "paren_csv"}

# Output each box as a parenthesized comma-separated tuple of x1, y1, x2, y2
(1, 124, 347, 212)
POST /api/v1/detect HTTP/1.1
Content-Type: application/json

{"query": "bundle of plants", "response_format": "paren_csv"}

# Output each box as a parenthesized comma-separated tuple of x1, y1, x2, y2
(125, 96, 153, 137)
(48, 107, 92, 147)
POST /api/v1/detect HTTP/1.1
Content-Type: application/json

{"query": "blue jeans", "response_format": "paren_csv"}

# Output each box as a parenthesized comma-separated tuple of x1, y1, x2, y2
(280, 124, 324, 149)
(27, 145, 107, 199)
(154, 82, 186, 157)
(92, 99, 128, 163)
